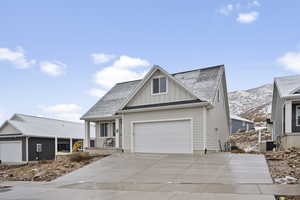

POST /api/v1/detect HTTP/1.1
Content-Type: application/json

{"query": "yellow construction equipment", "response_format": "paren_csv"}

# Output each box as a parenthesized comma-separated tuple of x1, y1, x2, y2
(72, 141, 83, 152)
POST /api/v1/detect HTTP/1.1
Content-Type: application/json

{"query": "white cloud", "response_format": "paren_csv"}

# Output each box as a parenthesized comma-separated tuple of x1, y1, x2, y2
(278, 51, 300, 73)
(40, 61, 66, 77)
(218, 4, 234, 16)
(249, 0, 260, 8)
(87, 88, 107, 98)
(0, 46, 36, 69)
(94, 55, 150, 88)
(91, 53, 115, 64)
(39, 104, 82, 122)
(237, 11, 259, 23)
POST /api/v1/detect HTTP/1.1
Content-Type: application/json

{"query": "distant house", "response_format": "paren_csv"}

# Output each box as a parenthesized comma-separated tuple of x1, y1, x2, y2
(0, 114, 95, 163)
(81, 65, 230, 153)
(272, 74, 300, 148)
(230, 115, 255, 134)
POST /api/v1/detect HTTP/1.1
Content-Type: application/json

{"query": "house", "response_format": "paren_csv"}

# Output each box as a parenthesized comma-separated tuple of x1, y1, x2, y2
(272, 74, 300, 148)
(230, 115, 255, 134)
(0, 114, 95, 163)
(81, 65, 230, 154)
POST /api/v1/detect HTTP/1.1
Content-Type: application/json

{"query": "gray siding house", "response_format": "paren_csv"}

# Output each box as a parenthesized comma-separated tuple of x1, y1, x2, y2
(81, 65, 230, 153)
(0, 114, 95, 163)
(231, 115, 255, 134)
(272, 74, 300, 148)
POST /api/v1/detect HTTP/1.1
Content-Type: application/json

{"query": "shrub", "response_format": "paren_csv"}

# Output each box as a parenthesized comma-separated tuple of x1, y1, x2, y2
(69, 152, 91, 162)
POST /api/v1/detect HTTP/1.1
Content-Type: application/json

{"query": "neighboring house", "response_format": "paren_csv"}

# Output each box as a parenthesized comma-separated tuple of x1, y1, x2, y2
(81, 65, 230, 154)
(272, 74, 300, 148)
(0, 114, 95, 163)
(230, 115, 255, 134)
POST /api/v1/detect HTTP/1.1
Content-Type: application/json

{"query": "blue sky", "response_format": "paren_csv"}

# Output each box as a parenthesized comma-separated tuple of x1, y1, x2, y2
(0, 0, 300, 123)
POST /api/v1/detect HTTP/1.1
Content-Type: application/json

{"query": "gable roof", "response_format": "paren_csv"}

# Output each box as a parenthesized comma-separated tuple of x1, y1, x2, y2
(0, 114, 95, 139)
(274, 74, 300, 97)
(81, 65, 224, 120)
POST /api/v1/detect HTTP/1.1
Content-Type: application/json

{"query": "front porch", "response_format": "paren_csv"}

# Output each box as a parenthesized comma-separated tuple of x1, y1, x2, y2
(84, 117, 122, 150)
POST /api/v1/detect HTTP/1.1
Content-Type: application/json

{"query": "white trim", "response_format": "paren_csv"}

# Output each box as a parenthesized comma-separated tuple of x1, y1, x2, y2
(290, 86, 300, 95)
(285, 101, 292, 133)
(25, 136, 29, 162)
(203, 107, 207, 150)
(151, 75, 168, 96)
(131, 118, 193, 153)
(70, 138, 73, 153)
(122, 114, 125, 149)
(296, 105, 300, 127)
(54, 136, 58, 158)
(119, 102, 210, 114)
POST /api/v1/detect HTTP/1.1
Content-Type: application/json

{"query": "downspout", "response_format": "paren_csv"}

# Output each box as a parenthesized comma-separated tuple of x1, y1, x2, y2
(203, 106, 207, 154)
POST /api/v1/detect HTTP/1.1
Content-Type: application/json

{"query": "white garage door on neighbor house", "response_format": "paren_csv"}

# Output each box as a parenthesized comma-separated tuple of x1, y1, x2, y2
(133, 119, 192, 153)
(0, 141, 22, 163)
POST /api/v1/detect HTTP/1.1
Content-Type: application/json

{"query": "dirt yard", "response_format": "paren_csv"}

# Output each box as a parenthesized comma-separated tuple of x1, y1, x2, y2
(265, 148, 300, 184)
(0, 152, 107, 182)
(230, 129, 272, 152)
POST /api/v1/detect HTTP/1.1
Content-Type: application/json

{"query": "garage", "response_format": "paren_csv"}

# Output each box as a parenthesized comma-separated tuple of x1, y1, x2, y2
(133, 119, 192, 153)
(0, 141, 22, 163)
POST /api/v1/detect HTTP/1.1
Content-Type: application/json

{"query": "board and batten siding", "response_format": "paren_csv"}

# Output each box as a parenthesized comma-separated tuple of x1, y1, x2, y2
(123, 107, 204, 152)
(0, 123, 20, 134)
(207, 75, 230, 151)
(127, 70, 197, 107)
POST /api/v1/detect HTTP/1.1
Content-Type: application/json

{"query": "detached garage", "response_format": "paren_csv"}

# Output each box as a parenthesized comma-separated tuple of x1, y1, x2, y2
(0, 114, 95, 163)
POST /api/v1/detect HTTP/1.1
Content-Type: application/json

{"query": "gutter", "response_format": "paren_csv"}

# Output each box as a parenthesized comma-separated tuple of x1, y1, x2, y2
(118, 102, 212, 114)
(283, 94, 300, 100)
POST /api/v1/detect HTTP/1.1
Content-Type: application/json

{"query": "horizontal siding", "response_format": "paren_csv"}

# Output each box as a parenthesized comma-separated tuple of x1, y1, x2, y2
(206, 77, 230, 151)
(127, 70, 196, 107)
(123, 107, 203, 152)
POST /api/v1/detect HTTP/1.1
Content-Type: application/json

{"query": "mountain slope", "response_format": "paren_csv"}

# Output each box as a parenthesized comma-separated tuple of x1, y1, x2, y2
(228, 84, 273, 121)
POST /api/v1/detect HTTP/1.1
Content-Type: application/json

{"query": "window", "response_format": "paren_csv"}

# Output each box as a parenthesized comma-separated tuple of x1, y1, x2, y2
(113, 123, 116, 137)
(242, 121, 245, 127)
(36, 144, 42, 152)
(296, 106, 300, 126)
(100, 123, 108, 137)
(217, 90, 220, 102)
(152, 77, 167, 94)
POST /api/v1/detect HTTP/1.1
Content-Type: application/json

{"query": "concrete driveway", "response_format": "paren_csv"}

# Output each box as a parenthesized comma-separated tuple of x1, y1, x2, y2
(1, 153, 275, 200)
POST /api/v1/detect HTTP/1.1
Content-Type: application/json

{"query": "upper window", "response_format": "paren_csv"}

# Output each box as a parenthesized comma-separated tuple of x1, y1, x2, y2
(296, 106, 300, 126)
(100, 123, 108, 137)
(152, 77, 167, 94)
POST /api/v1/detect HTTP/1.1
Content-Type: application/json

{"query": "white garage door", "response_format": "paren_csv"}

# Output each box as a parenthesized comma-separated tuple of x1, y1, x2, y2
(0, 141, 22, 163)
(133, 119, 192, 153)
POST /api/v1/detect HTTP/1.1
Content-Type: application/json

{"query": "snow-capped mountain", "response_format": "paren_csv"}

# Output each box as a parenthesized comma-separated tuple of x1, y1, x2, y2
(228, 84, 273, 121)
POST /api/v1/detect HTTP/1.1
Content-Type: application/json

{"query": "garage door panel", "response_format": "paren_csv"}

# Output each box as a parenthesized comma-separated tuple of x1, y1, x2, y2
(0, 141, 22, 163)
(134, 120, 192, 153)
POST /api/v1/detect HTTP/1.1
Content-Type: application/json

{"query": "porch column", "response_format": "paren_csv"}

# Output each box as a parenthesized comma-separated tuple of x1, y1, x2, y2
(95, 121, 100, 147)
(70, 138, 73, 153)
(25, 137, 29, 162)
(202, 107, 207, 152)
(285, 101, 292, 134)
(115, 118, 120, 148)
(84, 121, 91, 149)
(55, 136, 58, 159)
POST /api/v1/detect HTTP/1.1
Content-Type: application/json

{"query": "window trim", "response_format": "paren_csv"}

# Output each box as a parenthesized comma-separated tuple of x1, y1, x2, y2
(151, 76, 168, 95)
(296, 105, 300, 127)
